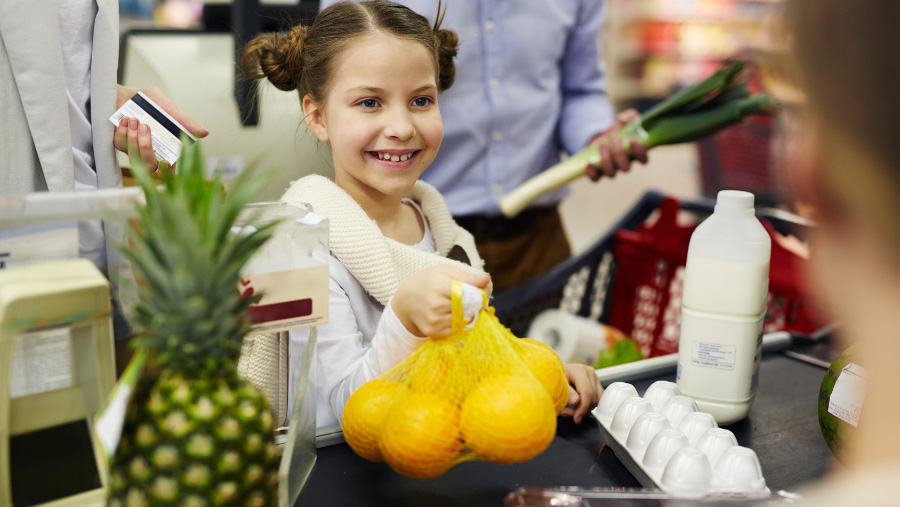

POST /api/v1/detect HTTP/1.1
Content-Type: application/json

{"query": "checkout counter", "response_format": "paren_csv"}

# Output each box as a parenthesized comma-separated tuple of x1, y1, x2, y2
(5, 3, 828, 504)
(299, 346, 834, 506)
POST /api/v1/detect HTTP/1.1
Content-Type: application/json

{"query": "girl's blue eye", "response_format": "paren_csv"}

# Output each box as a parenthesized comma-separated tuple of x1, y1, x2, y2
(360, 99, 378, 108)
(413, 97, 432, 107)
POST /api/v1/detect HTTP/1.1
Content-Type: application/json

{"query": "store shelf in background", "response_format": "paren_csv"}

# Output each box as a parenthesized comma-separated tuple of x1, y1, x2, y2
(606, 0, 786, 107)
(628, 21, 739, 58)
(612, 58, 725, 101)
(616, 0, 739, 24)
(603, 0, 792, 216)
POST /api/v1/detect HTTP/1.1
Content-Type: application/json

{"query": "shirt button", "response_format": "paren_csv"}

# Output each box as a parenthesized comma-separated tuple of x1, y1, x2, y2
(492, 185, 502, 194)
(485, 20, 495, 31)
(492, 131, 503, 141)
(490, 78, 499, 88)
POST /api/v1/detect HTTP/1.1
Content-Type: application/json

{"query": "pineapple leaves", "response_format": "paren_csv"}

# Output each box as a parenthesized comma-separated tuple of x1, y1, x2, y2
(119, 136, 281, 376)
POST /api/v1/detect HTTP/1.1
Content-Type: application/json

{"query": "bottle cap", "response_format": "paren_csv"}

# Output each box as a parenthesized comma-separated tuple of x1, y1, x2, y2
(715, 190, 754, 211)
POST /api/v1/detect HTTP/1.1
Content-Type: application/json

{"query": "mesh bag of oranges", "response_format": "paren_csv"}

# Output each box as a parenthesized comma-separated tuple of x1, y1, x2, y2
(341, 281, 569, 479)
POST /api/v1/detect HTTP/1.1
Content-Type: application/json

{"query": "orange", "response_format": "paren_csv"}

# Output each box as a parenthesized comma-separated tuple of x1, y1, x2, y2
(342, 380, 408, 462)
(460, 374, 556, 464)
(407, 349, 454, 397)
(379, 392, 464, 479)
(517, 338, 570, 413)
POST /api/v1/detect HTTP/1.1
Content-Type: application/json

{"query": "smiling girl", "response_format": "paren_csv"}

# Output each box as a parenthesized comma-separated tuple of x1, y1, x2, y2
(242, 0, 601, 428)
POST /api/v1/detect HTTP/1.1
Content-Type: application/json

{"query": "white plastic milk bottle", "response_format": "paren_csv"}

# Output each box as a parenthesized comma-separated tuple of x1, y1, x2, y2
(676, 190, 771, 424)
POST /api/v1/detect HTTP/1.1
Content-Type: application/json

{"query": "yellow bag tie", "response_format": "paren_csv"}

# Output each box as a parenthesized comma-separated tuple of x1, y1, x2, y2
(450, 280, 489, 335)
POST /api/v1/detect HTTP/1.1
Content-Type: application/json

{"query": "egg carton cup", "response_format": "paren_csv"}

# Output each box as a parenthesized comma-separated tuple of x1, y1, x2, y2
(592, 381, 770, 499)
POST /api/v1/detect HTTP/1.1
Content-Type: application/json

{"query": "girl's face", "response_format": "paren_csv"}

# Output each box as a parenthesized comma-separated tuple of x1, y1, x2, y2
(304, 33, 442, 203)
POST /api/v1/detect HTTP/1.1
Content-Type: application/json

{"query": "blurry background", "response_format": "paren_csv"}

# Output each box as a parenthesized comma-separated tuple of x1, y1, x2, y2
(118, 0, 793, 253)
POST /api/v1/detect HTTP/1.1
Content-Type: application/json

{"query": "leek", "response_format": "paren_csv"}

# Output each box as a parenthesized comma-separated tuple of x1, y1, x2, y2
(499, 61, 778, 218)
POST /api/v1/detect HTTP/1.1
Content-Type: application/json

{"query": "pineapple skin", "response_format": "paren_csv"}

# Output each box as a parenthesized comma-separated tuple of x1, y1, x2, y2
(108, 373, 280, 507)
(111, 139, 285, 506)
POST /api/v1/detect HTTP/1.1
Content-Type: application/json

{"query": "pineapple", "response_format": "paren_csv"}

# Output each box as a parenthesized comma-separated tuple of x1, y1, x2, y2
(108, 141, 282, 506)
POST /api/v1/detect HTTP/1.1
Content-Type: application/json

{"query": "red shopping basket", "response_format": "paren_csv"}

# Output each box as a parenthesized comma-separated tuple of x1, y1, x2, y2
(492, 192, 825, 358)
(609, 196, 822, 358)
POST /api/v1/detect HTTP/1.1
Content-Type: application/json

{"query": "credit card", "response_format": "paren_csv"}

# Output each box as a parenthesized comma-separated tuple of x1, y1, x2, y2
(109, 91, 196, 165)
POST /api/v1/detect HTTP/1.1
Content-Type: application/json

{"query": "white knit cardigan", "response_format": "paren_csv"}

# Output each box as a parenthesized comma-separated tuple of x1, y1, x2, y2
(281, 175, 486, 305)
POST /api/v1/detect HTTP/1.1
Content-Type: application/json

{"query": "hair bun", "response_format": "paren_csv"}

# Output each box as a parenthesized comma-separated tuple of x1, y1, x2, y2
(288, 24, 308, 49)
(435, 28, 459, 91)
(241, 25, 308, 92)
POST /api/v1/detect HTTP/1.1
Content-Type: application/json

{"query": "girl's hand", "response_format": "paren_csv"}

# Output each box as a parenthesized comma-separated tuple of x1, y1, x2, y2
(560, 363, 603, 424)
(391, 265, 491, 338)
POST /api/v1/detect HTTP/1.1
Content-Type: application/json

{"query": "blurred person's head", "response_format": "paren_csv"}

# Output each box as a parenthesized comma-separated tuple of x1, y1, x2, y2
(787, 0, 900, 468)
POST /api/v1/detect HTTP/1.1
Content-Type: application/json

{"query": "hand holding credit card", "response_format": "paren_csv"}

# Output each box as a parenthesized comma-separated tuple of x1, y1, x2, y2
(109, 91, 198, 166)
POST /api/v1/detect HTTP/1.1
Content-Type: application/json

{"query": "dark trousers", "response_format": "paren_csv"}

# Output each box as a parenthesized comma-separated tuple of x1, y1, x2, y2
(456, 207, 571, 292)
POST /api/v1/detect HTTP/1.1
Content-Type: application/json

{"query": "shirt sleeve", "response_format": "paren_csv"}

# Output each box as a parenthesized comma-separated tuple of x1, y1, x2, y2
(558, 0, 616, 154)
(316, 274, 426, 424)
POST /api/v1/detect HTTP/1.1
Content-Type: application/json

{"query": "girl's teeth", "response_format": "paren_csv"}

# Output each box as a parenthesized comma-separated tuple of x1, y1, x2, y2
(374, 152, 414, 162)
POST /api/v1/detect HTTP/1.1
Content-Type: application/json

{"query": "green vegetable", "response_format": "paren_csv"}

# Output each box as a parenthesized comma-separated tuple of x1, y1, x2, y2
(639, 60, 745, 129)
(614, 60, 778, 154)
(642, 94, 778, 147)
(499, 61, 779, 218)
(594, 339, 644, 369)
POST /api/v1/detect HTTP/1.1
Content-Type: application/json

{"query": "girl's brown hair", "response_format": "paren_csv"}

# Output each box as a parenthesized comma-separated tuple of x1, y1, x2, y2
(241, 0, 458, 104)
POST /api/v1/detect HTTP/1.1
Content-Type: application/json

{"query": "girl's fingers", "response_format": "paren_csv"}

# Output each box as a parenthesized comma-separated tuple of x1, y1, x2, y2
(573, 373, 593, 423)
(456, 270, 491, 288)
(439, 264, 491, 289)
(592, 379, 604, 407)
(568, 385, 579, 406)
(564, 364, 600, 424)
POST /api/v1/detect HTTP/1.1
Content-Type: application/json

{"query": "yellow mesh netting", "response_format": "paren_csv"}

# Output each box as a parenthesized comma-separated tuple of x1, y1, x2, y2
(341, 281, 568, 479)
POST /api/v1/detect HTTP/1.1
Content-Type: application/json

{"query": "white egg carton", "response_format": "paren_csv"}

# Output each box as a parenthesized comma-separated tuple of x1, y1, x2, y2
(592, 381, 770, 499)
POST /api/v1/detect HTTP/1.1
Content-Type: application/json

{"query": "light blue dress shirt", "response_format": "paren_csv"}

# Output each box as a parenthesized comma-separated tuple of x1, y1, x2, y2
(318, 0, 615, 217)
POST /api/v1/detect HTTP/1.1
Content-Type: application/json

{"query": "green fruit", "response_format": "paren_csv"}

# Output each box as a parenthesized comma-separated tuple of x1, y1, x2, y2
(818, 345, 866, 463)
(108, 140, 282, 504)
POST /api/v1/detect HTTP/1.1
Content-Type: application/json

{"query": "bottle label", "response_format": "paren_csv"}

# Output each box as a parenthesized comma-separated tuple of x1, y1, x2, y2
(690, 342, 736, 370)
(677, 309, 764, 403)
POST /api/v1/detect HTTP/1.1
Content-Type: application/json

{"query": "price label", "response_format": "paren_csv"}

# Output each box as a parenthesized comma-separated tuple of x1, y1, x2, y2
(9, 327, 73, 398)
(828, 362, 868, 427)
